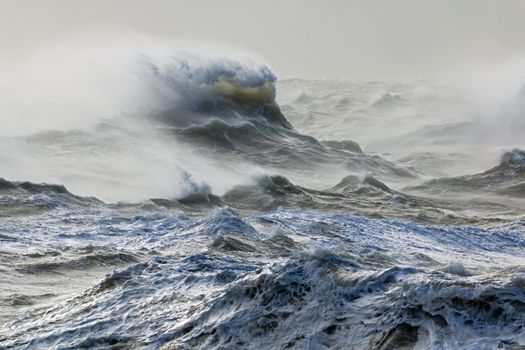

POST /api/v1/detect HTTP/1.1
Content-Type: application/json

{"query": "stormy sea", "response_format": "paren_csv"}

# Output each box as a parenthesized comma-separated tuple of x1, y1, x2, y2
(1, 49, 525, 349)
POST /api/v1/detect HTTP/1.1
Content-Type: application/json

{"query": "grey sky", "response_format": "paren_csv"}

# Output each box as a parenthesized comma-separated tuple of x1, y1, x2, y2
(2, 0, 525, 79)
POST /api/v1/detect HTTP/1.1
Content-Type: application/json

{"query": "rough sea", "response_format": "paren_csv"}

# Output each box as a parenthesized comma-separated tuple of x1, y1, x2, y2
(1, 50, 524, 349)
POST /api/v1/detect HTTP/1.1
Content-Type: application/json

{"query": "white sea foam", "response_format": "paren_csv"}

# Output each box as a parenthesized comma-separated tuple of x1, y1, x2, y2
(1, 36, 525, 349)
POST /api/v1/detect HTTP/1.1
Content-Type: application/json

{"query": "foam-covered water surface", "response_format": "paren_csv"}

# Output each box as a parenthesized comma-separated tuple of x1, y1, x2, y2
(2, 48, 525, 349)
(2, 204, 525, 349)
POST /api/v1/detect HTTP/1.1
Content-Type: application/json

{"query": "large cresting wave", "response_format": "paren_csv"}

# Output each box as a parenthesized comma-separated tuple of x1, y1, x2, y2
(1, 43, 525, 349)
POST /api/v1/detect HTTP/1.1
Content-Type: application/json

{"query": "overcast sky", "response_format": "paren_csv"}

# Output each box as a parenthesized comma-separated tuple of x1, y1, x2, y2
(2, 0, 525, 79)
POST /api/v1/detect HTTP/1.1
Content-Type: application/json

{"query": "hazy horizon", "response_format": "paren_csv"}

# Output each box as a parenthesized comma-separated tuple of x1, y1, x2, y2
(2, 0, 525, 80)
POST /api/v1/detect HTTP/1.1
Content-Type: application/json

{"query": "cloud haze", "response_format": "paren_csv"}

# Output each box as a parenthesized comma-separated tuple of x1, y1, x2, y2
(1, 0, 525, 79)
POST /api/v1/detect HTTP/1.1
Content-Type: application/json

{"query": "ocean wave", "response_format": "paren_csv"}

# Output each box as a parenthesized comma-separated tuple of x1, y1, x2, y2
(406, 148, 525, 200)
(1, 52, 430, 204)
(0, 178, 103, 216)
(500, 148, 525, 170)
(2, 183, 525, 348)
(3, 216, 524, 349)
(2, 50, 525, 349)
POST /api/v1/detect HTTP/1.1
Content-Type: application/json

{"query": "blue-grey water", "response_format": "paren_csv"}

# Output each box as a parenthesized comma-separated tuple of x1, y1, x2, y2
(1, 51, 525, 349)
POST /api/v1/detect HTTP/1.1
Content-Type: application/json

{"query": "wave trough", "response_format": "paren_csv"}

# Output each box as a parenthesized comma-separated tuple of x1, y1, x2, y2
(1, 48, 525, 349)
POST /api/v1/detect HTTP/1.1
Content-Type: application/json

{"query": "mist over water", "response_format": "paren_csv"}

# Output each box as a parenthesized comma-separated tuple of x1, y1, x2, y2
(0, 38, 277, 201)
(2, 36, 524, 201)
(1, 32, 525, 349)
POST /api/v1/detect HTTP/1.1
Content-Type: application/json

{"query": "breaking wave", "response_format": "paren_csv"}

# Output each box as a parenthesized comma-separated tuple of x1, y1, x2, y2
(2, 207, 525, 349)
(1, 46, 525, 349)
